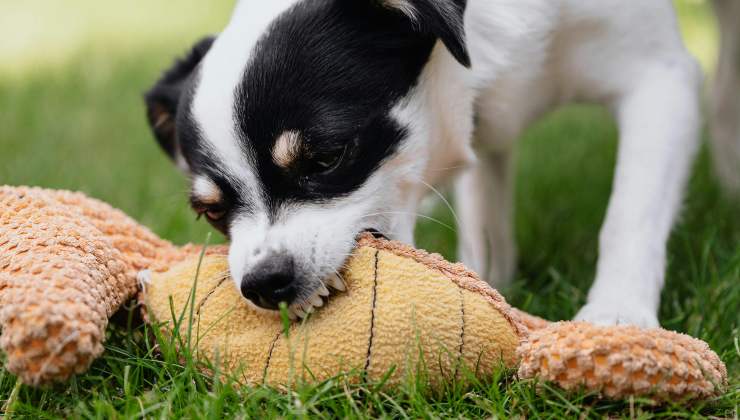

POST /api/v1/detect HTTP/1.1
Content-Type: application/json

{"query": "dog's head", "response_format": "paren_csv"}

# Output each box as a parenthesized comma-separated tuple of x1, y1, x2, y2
(144, 0, 470, 318)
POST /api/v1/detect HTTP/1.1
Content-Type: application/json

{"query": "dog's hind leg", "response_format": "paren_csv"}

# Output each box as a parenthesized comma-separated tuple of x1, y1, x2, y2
(455, 115, 518, 289)
(576, 56, 703, 327)
(710, 0, 740, 194)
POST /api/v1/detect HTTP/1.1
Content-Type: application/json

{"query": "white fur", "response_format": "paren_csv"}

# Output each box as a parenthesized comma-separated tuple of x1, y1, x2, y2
(201, 0, 708, 327)
(391, 0, 703, 327)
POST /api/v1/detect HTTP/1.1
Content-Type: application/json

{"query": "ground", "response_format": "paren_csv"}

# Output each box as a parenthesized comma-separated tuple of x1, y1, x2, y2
(0, 0, 737, 418)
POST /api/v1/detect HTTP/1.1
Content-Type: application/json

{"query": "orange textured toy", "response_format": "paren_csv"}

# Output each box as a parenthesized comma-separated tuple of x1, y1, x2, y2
(517, 321, 728, 400)
(0, 186, 223, 386)
(0, 186, 728, 401)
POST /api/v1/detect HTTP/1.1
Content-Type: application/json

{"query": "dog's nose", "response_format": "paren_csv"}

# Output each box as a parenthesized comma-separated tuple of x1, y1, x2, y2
(240, 254, 297, 310)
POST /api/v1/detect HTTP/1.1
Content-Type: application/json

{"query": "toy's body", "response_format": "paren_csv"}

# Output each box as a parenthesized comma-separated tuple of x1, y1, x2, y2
(0, 186, 728, 401)
(144, 236, 523, 387)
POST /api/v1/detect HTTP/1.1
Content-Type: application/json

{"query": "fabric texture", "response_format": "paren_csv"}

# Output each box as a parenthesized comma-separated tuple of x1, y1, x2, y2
(518, 322, 728, 399)
(143, 235, 523, 388)
(0, 186, 216, 385)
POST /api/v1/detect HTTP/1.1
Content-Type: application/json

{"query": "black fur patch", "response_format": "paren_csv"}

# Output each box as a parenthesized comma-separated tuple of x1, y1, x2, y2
(146, 0, 455, 227)
(394, 0, 471, 67)
(234, 0, 437, 218)
(177, 95, 252, 235)
(144, 36, 215, 160)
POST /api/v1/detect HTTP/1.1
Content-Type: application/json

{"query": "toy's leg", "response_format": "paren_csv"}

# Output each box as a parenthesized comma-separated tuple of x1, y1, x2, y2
(576, 58, 702, 327)
(456, 119, 517, 289)
(710, 0, 740, 193)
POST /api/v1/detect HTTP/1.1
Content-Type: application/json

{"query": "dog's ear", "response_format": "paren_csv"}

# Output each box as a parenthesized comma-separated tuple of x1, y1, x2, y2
(380, 0, 470, 67)
(144, 36, 215, 169)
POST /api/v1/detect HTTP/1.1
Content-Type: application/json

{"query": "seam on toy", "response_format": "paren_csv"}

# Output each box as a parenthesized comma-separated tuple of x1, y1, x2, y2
(356, 233, 526, 338)
(454, 287, 465, 381)
(195, 275, 230, 316)
(263, 330, 282, 383)
(364, 249, 380, 374)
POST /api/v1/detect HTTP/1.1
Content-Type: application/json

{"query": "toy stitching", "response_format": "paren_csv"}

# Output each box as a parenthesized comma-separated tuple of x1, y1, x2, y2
(364, 250, 380, 374)
(263, 330, 282, 383)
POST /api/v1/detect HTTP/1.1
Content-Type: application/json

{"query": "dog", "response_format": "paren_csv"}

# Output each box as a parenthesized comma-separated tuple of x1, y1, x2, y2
(144, 0, 739, 325)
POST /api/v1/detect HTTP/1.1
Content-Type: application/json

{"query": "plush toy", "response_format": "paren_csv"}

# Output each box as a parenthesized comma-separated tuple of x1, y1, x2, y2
(0, 186, 220, 386)
(144, 238, 728, 400)
(0, 186, 728, 401)
(517, 321, 728, 399)
(141, 236, 524, 388)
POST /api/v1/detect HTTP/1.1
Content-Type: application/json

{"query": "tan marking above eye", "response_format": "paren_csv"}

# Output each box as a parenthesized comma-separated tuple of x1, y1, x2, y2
(191, 176, 222, 204)
(272, 130, 302, 168)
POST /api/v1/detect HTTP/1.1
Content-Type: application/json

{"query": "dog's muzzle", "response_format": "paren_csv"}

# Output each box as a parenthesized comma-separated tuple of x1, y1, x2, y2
(240, 253, 298, 310)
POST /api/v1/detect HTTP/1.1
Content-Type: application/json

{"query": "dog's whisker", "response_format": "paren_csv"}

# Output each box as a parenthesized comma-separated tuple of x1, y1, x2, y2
(426, 164, 470, 172)
(416, 178, 461, 231)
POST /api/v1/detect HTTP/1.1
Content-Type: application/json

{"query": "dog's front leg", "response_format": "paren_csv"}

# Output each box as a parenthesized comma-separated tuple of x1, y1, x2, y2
(576, 58, 703, 327)
(456, 150, 516, 289)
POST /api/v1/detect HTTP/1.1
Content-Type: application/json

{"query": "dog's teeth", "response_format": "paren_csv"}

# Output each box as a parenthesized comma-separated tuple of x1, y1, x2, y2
(291, 304, 307, 319)
(301, 301, 315, 314)
(308, 294, 323, 308)
(327, 273, 347, 291)
(285, 304, 299, 320)
(288, 289, 330, 321)
(317, 284, 330, 297)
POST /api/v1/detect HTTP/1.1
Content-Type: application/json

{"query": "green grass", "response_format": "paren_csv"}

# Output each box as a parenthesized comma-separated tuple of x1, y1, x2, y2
(0, 0, 738, 418)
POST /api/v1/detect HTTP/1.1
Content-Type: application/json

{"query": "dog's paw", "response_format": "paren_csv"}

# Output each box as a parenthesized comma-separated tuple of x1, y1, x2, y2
(575, 301, 659, 328)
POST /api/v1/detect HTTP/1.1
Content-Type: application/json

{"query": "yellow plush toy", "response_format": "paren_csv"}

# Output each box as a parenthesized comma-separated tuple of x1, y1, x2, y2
(142, 235, 524, 388)
(0, 186, 728, 401)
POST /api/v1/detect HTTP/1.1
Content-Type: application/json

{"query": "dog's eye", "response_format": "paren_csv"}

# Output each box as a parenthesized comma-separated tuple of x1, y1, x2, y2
(316, 155, 340, 170)
(192, 203, 227, 222)
(204, 209, 227, 222)
(306, 145, 347, 174)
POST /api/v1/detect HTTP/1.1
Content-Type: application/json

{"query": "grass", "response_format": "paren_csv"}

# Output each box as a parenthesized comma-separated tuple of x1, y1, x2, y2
(0, 0, 738, 417)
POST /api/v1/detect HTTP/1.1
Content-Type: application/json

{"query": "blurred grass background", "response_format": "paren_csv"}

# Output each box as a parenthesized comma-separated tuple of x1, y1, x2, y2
(0, 0, 738, 417)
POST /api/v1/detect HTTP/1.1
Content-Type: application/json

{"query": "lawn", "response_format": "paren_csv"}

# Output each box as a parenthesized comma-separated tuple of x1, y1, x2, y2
(0, 0, 738, 418)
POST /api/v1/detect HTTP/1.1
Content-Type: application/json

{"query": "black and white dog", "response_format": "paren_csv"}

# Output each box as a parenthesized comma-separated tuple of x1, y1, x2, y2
(145, 0, 740, 326)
